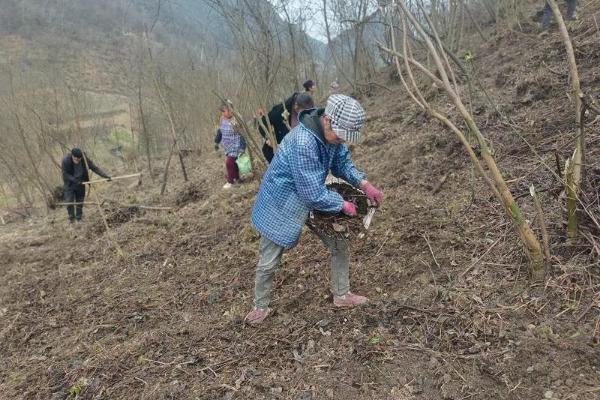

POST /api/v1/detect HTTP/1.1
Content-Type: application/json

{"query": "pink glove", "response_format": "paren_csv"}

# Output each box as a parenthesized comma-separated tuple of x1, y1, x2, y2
(361, 181, 383, 205)
(341, 201, 357, 216)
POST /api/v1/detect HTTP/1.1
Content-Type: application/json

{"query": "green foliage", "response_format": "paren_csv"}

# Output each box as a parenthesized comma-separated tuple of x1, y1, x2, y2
(126, 193, 138, 204)
(0, 192, 8, 207)
(368, 334, 382, 345)
(68, 385, 82, 397)
(509, 202, 525, 226)
(535, 324, 558, 341)
(159, 216, 171, 228)
(67, 380, 87, 400)
(109, 128, 134, 147)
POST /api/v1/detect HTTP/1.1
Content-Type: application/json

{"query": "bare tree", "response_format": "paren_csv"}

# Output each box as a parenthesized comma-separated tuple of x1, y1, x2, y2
(547, 0, 583, 240)
(379, 0, 546, 279)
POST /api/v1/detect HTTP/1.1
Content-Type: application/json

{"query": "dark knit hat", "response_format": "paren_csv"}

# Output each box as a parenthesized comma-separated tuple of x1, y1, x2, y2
(71, 148, 83, 158)
(303, 80, 315, 91)
(294, 92, 314, 110)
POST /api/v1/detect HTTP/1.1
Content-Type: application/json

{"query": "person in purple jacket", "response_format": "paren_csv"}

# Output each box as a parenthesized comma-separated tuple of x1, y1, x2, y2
(218, 102, 246, 189)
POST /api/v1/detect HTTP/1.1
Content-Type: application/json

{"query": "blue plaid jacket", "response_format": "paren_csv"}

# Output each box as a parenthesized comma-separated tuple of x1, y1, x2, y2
(252, 109, 365, 248)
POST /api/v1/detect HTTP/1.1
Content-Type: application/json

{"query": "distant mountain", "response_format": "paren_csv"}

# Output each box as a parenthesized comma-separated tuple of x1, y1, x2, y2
(0, 0, 326, 94)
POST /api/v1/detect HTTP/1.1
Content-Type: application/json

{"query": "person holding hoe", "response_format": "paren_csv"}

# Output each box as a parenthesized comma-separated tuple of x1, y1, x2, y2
(61, 148, 111, 223)
(245, 94, 383, 325)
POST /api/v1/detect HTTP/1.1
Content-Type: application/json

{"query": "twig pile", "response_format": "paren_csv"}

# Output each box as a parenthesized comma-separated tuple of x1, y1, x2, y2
(308, 182, 371, 239)
(175, 181, 207, 206)
(47, 186, 65, 210)
(105, 206, 142, 225)
(90, 205, 142, 233)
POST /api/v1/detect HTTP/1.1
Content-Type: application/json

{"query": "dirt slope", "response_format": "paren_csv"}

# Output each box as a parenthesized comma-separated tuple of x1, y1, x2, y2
(1, 3, 600, 400)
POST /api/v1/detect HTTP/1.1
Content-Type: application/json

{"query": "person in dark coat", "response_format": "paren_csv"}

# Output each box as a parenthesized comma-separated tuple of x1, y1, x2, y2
(61, 148, 110, 222)
(303, 79, 317, 96)
(256, 92, 315, 163)
(540, 0, 577, 36)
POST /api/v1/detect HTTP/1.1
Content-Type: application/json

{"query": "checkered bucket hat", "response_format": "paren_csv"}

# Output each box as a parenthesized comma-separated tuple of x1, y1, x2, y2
(324, 94, 366, 143)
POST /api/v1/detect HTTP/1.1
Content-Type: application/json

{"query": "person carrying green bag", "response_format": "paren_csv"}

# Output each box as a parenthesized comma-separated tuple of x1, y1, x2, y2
(219, 102, 246, 189)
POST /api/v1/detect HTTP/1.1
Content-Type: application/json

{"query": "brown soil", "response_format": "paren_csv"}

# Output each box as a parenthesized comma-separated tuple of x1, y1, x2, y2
(1, 3, 600, 400)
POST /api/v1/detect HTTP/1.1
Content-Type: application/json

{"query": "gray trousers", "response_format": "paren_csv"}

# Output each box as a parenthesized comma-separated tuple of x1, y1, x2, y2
(543, 0, 577, 30)
(253, 232, 350, 309)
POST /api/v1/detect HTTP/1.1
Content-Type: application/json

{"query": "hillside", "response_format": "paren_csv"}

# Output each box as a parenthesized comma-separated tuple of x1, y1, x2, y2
(1, 2, 600, 400)
(0, 0, 326, 95)
(0, 0, 329, 203)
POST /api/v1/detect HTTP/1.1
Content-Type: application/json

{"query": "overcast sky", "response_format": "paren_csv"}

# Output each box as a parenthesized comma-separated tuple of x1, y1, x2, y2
(268, 0, 380, 43)
(268, 0, 329, 42)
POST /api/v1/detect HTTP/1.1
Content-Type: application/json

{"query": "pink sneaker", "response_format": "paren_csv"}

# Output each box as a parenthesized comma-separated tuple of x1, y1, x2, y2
(333, 292, 368, 308)
(244, 307, 271, 325)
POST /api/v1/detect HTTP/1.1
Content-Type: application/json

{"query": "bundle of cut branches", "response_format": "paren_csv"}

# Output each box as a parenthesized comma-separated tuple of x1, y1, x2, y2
(308, 182, 375, 239)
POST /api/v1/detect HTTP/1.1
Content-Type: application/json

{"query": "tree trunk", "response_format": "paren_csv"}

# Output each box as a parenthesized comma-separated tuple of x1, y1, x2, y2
(547, 0, 584, 240)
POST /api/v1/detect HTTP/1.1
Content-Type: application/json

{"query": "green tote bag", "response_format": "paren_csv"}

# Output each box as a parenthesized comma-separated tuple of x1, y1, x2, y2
(236, 152, 252, 175)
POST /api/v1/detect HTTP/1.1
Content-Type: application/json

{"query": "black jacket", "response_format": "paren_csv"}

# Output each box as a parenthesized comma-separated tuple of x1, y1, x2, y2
(299, 108, 325, 142)
(62, 153, 109, 187)
(258, 93, 299, 144)
(256, 93, 299, 163)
